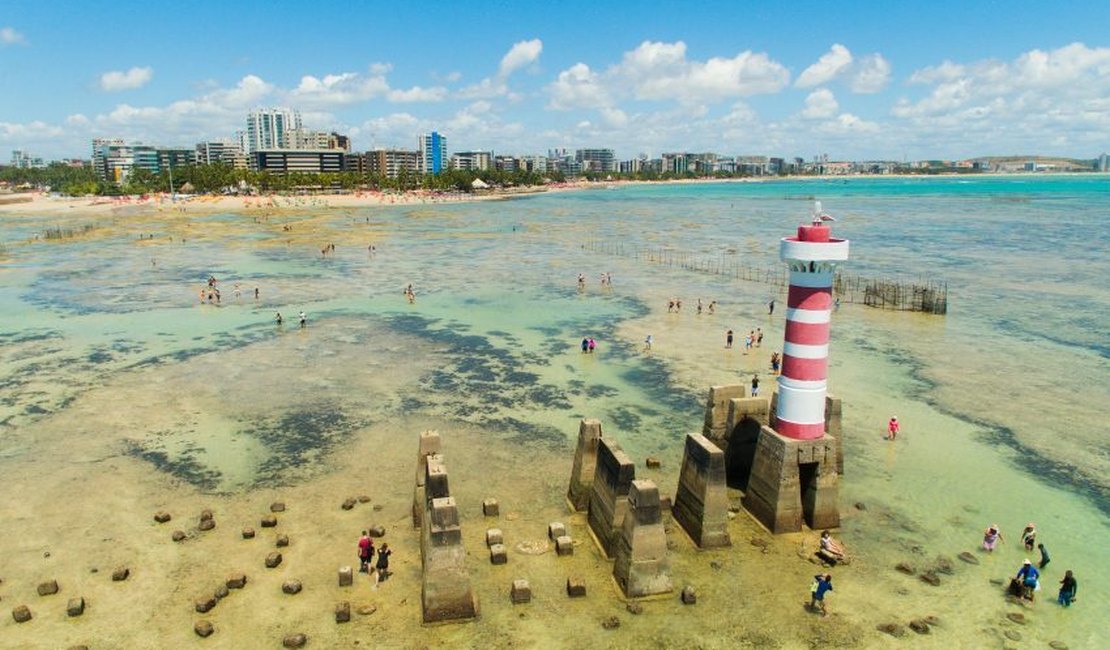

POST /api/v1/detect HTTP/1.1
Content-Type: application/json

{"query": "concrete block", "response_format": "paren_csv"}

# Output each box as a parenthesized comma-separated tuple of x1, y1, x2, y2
(338, 566, 353, 587)
(489, 543, 508, 565)
(555, 535, 574, 556)
(566, 577, 587, 597)
(482, 498, 499, 517)
(335, 601, 351, 623)
(547, 522, 566, 540)
(510, 579, 531, 604)
(612, 480, 673, 598)
(486, 528, 503, 547)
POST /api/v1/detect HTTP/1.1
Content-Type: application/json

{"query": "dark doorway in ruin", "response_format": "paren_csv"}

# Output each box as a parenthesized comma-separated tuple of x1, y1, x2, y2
(725, 416, 762, 490)
(799, 461, 819, 527)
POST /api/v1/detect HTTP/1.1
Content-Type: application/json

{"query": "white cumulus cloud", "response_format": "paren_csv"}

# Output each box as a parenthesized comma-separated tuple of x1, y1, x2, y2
(99, 66, 153, 92)
(498, 39, 543, 77)
(0, 26, 27, 45)
(801, 88, 839, 119)
(796, 44, 890, 94)
(796, 44, 853, 88)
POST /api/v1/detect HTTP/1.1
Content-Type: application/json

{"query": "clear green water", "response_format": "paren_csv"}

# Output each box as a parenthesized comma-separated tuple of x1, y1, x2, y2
(0, 177, 1106, 648)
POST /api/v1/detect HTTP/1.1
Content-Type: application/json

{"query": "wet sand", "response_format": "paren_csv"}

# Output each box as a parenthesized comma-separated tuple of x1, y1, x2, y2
(1, 187, 1101, 649)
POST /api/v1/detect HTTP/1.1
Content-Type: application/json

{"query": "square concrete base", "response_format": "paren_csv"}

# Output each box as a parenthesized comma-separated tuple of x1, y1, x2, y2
(742, 426, 839, 534)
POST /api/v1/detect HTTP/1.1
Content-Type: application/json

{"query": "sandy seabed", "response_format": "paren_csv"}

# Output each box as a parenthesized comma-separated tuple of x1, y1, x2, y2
(0, 190, 1093, 650)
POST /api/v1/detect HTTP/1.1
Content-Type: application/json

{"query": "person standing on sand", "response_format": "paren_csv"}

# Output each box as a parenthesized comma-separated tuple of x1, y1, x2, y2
(644, 335, 653, 352)
(275, 312, 283, 326)
(358, 531, 372, 572)
(726, 329, 734, 348)
(768, 299, 775, 315)
(376, 543, 392, 580)
(887, 416, 899, 441)
(751, 375, 760, 397)
(809, 574, 833, 616)
(299, 311, 307, 328)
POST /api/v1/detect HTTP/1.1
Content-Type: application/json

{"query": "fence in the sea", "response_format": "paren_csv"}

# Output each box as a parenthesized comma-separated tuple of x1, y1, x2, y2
(581, 240, 947, 315)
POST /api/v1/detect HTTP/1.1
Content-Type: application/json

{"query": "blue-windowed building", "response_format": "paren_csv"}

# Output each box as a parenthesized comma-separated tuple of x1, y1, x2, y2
(419, 131, 447, 175)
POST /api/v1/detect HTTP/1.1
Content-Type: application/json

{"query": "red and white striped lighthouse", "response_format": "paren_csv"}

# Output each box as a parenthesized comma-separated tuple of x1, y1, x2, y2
(775, 204, 849, 440)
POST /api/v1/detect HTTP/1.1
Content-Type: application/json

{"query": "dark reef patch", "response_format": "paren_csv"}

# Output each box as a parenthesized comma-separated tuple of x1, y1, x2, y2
(125, 440, 223, 492)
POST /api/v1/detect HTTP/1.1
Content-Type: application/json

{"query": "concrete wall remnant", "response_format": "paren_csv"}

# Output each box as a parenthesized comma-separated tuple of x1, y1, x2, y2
(672, 433, 731, 548)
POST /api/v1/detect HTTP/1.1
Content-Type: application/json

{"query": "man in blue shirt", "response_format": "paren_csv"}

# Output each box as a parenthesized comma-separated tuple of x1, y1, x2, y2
(1016, 559, 1039, 603)
(810, 573, 833, 616)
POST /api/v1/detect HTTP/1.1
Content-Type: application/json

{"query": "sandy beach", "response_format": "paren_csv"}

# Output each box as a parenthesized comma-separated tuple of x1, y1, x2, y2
(1, 177, 1102, 649)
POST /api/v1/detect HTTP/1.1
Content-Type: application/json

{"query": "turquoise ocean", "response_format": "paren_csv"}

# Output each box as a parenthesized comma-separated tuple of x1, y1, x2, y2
(0, 176, 1107, 648)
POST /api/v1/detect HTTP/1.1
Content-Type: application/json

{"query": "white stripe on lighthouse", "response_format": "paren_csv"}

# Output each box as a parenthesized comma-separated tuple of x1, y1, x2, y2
(782, 342, 829, 359)
(784, 307, 831, 324)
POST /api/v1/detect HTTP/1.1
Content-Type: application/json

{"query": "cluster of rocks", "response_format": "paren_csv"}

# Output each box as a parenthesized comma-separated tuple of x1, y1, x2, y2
(341, 495, 377, 511)
(10, 567, 131, 625)
(876, 615, 940, 637)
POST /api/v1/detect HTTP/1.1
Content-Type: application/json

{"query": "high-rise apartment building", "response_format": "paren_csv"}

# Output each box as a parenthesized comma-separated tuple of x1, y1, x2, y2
(196, 140, 247, 169)
(575, 148, 616, 173)
(450, 151, 492, 171)
(10, 150, 45, 169)
(419, 132, 447, 174)
(367, 149, 421, 178)
(245, 108, 302, 153)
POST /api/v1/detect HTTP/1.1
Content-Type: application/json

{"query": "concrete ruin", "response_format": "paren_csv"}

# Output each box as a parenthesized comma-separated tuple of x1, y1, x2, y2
(672, 433, 731, 548)
(413, 436, 478, 624)
(702, 387, 843, 489)
(612, 480, 673, 598)
(566, 418, 603, 511)
(700, 385, 845, 533)
(412, 430, 442, 528)
(586, 438, 635, 558)
(743, 426, 840, 533)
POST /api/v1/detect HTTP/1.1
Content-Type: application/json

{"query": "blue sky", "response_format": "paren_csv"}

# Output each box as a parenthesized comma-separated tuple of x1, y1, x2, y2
(3, 0, 1110, 161)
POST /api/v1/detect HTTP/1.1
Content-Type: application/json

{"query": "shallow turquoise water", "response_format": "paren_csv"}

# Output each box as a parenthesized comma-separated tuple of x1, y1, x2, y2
(1, 176, 1107, 647)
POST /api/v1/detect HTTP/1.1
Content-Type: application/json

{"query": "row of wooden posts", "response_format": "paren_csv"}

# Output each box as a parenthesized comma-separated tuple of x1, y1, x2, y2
(581, 240, 947, 315)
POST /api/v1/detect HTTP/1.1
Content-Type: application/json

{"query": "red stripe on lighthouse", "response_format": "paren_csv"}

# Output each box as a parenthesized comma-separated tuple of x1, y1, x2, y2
(774, 418, 826, 440)
(786, 286, 832, 310)
(784, 320, 830, 346)
(781, 355, 827, 381)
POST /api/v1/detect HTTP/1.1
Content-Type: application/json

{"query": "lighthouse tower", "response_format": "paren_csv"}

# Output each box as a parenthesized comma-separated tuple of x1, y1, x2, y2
(743, 203, 849, 533)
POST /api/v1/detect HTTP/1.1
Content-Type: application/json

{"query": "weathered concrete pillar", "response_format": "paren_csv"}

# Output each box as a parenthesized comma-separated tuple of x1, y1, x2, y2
(702, 384, 747, 441)
(586, 438, 635, 558)
(413, 431, 442, 528)
(672, 433, 731, 548)
(742, 426, 840, 533)
(566, 419, 603, 512)
(612, 480, 673, 598)
(421, 495, 479, 623)
(825, 395, 844, 475)
(720, 396, 773, 490)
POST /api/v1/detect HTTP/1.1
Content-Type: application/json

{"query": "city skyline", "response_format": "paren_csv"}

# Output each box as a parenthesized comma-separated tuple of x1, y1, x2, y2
(3, 1, 1110, 161)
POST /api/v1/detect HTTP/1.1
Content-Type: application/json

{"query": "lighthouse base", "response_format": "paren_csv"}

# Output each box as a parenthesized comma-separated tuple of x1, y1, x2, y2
(742, 426, 840, 534)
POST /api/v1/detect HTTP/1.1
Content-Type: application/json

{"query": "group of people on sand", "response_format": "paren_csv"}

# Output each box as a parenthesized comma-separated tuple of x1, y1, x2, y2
(809, 530, 849, 616)
(356, 531, 392, 583)
(580, 337, 597, 353)
(981, 522, 1077, 607)
(274, 311, 307, 328)
(668, 297, 716, 313)
(577, 272, 613, 290)
(200, 275, 260, 305)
